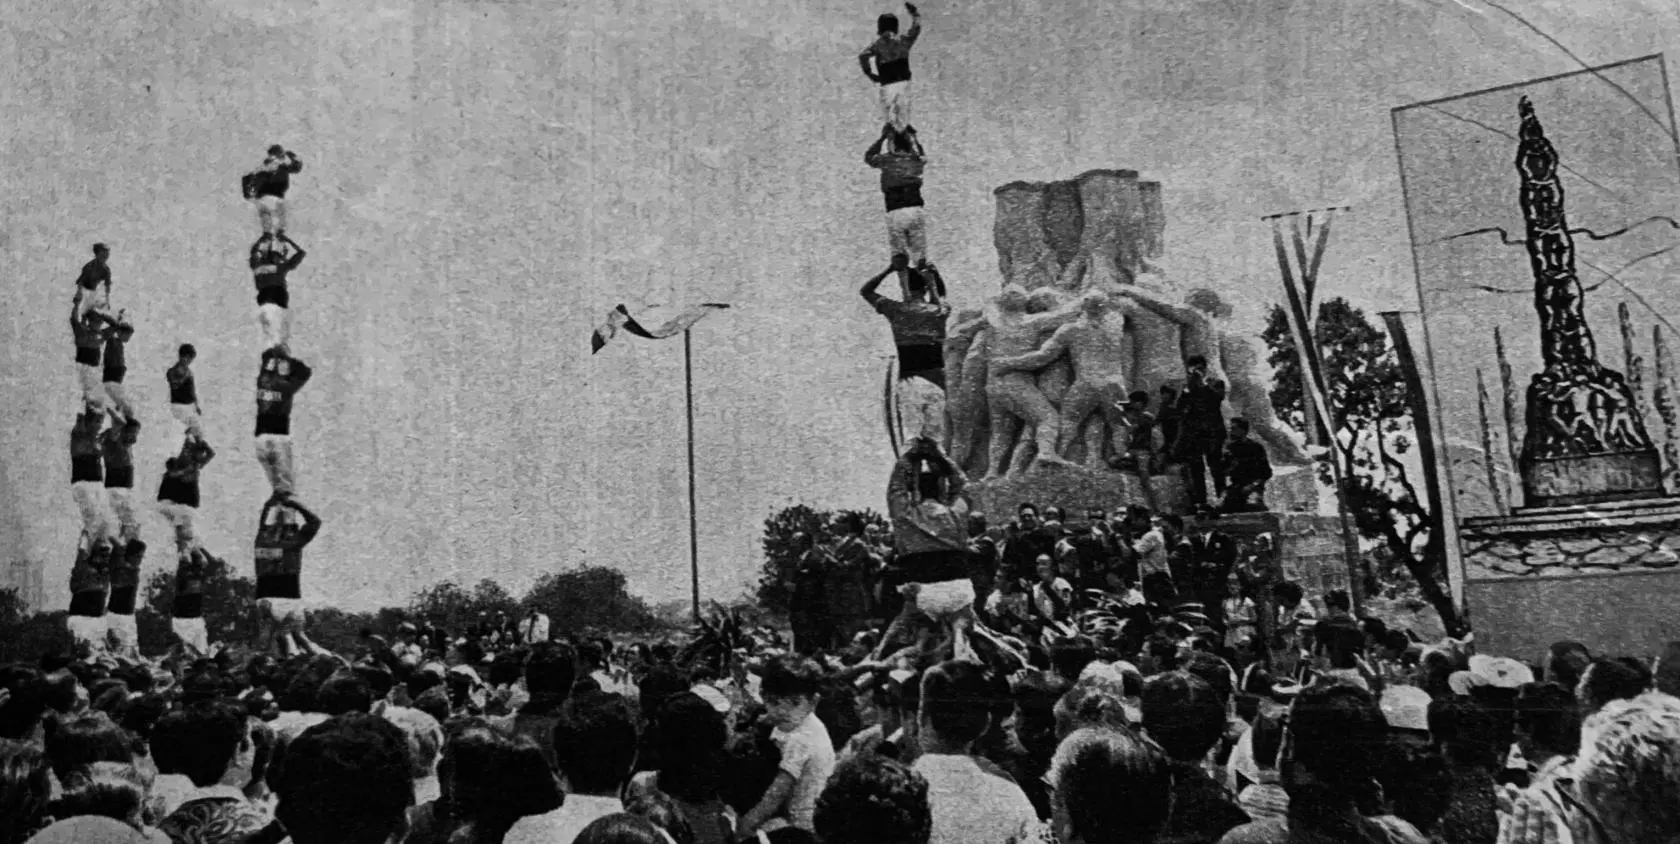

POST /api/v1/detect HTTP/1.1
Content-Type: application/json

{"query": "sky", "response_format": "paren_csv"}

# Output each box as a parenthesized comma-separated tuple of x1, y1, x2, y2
(7, 0, 1680, 611)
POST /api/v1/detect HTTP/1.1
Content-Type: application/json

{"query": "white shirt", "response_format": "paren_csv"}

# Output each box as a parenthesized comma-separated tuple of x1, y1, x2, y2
(518, 613, 550, 643)
(503, 794, 622, 844)
(770, 712, 837, 831)
(1134, 528, 1171, 579)
(913, 753, 1038, 844)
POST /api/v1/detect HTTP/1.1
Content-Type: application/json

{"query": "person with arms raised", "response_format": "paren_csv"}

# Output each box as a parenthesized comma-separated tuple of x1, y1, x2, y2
(72, 242, 112, 322)
(858, 4, 923, 132)
(864, 126, 930, 273)
(863, 256, 950, 448)
(249, 232, 307, 355)
(99, 312, 136, 421)
(157, 434, 216, 557)
(246, 144, 304, 236)
(254, 492, 324, 655)
(255, 349, 313, 496)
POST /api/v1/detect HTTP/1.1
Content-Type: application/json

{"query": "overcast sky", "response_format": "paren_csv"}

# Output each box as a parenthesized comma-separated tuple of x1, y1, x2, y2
(5, 0, 1680, 610)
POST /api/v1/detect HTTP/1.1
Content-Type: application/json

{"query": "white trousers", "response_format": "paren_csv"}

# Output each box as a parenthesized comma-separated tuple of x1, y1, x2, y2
(104, 381, 135, 420)
(256, 195, 287, 234)
(262, 597, 308, 628)
(72, 481, 116, 541)
(895, 375, 947, 445)
(255, 434, 296, 495)
(886, 205, 928, 267)
(79, 364, 105, 410)
(67, 614, 109, 658)
(172, 616, 209, 655)
(157, 500, 201, 550)
(878, 81, 912, 131)
(258, 303, 290, 352)
(170, 404, 205, 439)
(106, 613, 139, 656)
(108, 487, 140, 542)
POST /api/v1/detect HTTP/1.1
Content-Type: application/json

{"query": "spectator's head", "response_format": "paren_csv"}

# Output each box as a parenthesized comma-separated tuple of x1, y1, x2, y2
(553, 692, 637, 795)
(814, 754, 932, 844)
(43, 711, 136, 783)
(1375, 735, 1451, 836)
(352, 662, 396, 702)
(0, 738, 51, 844)
(1284, 684, 1385, 807)
(877, 13, 899, 34)
(1324, 589, 1352, 613)
(760, 655, 824, 732)
(1514, 681, 1581, 761)
(1035, 554, 1057, 584)
(1578, 657, 1652, 714)
(1273, 581, 1304, 609)
(1228, 417, 1251, 440)
(1048, 728, 1173, 844)
(176, 699, 254, 788)
(625, 792, 695, 844)
(0, 666, 48, 741)
(92, 243, 109, 259)
(1140, 671, 1224, 764)
(1547, 641, 1592, 691)
(967, 512, 989, 538)
(177, 343, 196, 363)
(1179, 651, 1235, 707)
(272, 714, 415, 844)
(918, 660, 993, 752)
(1054, 677, 1133, 740)
(1049, 637, 1098, 683)
(1127, 390, 1149, 410)
(1011, 670, 1069, 761)
(440, 722, 562, 832)
(1018, 503, 1041, 531)
(525, 642, 577, 700)
(53, 762, 149, 830)
(655, 691, 727, 805)
(1569, 692, 1680, 840)
(318, 671, 374, 716)
(380, 706, 444, 789)
(1186, 354, 1209, 374)
(575, 814, 668, 844)
(834, 512, 865, 537)
(1427, 695, 1506, 771)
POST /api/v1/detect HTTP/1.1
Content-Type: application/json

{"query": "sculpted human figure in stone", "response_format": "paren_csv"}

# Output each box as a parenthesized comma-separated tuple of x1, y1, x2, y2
(1117, 284, 1311, 466)
(981, 286, 1090, 478)
(992, 290, 1138, 466)
(944, 308, 989, 466)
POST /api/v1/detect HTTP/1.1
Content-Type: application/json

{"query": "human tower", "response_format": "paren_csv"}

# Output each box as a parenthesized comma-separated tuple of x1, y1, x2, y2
(62, 145, 325, 659)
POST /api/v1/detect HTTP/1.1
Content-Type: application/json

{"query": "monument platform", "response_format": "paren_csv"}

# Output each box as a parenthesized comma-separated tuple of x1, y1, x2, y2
(1460, 497, 1680, 580)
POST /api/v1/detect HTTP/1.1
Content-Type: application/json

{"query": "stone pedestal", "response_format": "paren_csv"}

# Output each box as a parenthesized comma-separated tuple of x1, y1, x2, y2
(1460, 498, 1680, 579)
(966, 463, 1185, 518)
(1521, 450, 1664, 507)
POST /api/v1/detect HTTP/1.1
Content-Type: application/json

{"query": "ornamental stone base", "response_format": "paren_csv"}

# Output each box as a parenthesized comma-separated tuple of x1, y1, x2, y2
(1460, 498, 1680, 580)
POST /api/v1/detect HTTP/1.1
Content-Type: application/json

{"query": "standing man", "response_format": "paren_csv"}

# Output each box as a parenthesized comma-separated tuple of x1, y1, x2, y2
(250, 233, 307, 355)
(1221, 418, 1274, 514)
(73, 243, 112, 322)
(100, 408, 145, 656)
(875, 438, 977, 661)
(254, 492, 324, 653)
(157, 435, 216, 555)
(247, 145, 304, 236)
(101, 312, 136, 421)
(167, 344, 205, 440)
(864, 125, 928, 274)
(862, 256, 950, 449)
(72, 305, 111, 411)
(1174, 354, 1227, 510)
(66, 532, 114, 659)
(71, 406, 117, 544)
(255, 350, 314, 496)
(172, 546, 215, 656)
(858, 4, 923, 133)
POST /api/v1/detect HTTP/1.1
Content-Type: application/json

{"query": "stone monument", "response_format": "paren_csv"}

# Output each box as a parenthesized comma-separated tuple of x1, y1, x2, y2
(950, 169, 1319, 517)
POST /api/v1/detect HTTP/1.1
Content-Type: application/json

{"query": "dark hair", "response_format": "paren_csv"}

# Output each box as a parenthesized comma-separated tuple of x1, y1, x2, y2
(877, 13, 899, 33)
(1514, 682, 1581, 759)
(1180, 652, 1235, 705)
(0, 666, 48, 741)
(576, 813, 667, 844)
(1287, 684, 1386, 803)
(150, 709, 189, 775)
(814, 754, 932, 844)
(1546, 642, 1591, 691)
(0, 739, 51, 844)
(1186, 354, 1208, 368)
(1128, 390, 1149, 405)
(273, 714, 415, 844)
(176, 699, 250, 787)
(919, 660, 994, 746)
(318, 672, 374, 716)
(626, 792, 695, 844)
(577, 641, 607, 671)
(1139, 672, 1224, 763)
(834, 512, 865, 536)
(1580, 657, 1652, 709)
(1250, 711, 1286, 771)
(1049, 637, 1098, 682)
(43, 712, 136, 782)
(93, 243, 108, 254)
(760, 655, 824, 701)
(1376, 735, 1452, 835)
(51, 762, 147, 828)
(1324, 590, 1351, 612)
(268, 144, 286, 155)
(178, 343, 196, 358)
(525, 642, 578, 700)
(1018, 502, 1039, 516)
(654, 692, 727, 804)
(1273, 581, 1304, 607)
(553, 692, 638, 794)
(1051, 728, 1173, 844)
(353, 663, 396, 701)
(1055, 680, 1132, 739)
(1428, 695, 1505, 770)
(1230, 417, 1250, 431)
(441, 722, 562, 833)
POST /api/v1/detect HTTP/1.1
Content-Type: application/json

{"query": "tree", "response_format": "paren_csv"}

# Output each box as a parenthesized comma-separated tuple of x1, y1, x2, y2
(1263, 299, 1467, 636)
(521, 566, 663, 635)
(756, 505, 889, 617)
(0, 587, 25, 629)
(139, 556, 259, 653)
(408, 580, 481, 635)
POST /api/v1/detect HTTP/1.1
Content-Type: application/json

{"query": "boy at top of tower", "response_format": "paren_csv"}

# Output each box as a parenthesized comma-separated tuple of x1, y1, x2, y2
(858, 4, 922, 133)
(246, 144, 304, 236)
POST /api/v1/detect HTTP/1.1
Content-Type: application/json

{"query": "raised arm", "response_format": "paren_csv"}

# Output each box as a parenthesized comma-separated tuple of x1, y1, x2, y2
(860, 267, 896, 307)
(929, 447, 968, 503)
(904, 4, 922, 45)
(1021, 294, 1089, 333)
(994, 323, 1074, 373)
(885, 455, 917, 522)
(288, 497, 324, 543)
(1115, 286, 1198, 326)
(864, 128, 891, 168)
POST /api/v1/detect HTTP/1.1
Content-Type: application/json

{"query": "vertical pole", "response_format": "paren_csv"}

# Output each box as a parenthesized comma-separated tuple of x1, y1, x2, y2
(685, 330, 701, 624)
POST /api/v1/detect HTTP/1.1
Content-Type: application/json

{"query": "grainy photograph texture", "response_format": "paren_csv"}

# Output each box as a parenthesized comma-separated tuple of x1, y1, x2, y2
(4, 1, 1680, 844)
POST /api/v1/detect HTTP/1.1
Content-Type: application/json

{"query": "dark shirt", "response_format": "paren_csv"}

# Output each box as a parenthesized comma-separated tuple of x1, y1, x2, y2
(253, 153, 303, 198)
(255, 355, 313, 436)
(1159, 762, 1250, 844)
(254, 500, 323, 584)
(250, 243, 306, 290)
(158, 439, 215, 507)
(101, 426, 135, 488)
(861, 23, 922, 85)
(1178, 374, 1228, 440)
(864, 134, 926, 212)
(1225, 438, 1273, 487)
(77, 259, 110, 291)
(103, 330, 127, 382)
(168, 363, 197, 405)
(71, 419, 103, 483)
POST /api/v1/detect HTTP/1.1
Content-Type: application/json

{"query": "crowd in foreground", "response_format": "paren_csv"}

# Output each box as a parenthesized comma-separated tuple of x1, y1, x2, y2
(3, 588, 1680, 844)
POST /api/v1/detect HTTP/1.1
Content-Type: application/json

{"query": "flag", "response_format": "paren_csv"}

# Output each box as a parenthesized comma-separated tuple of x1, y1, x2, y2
(591, 303, 730, 354)
(1268, 208, 1344, 461)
